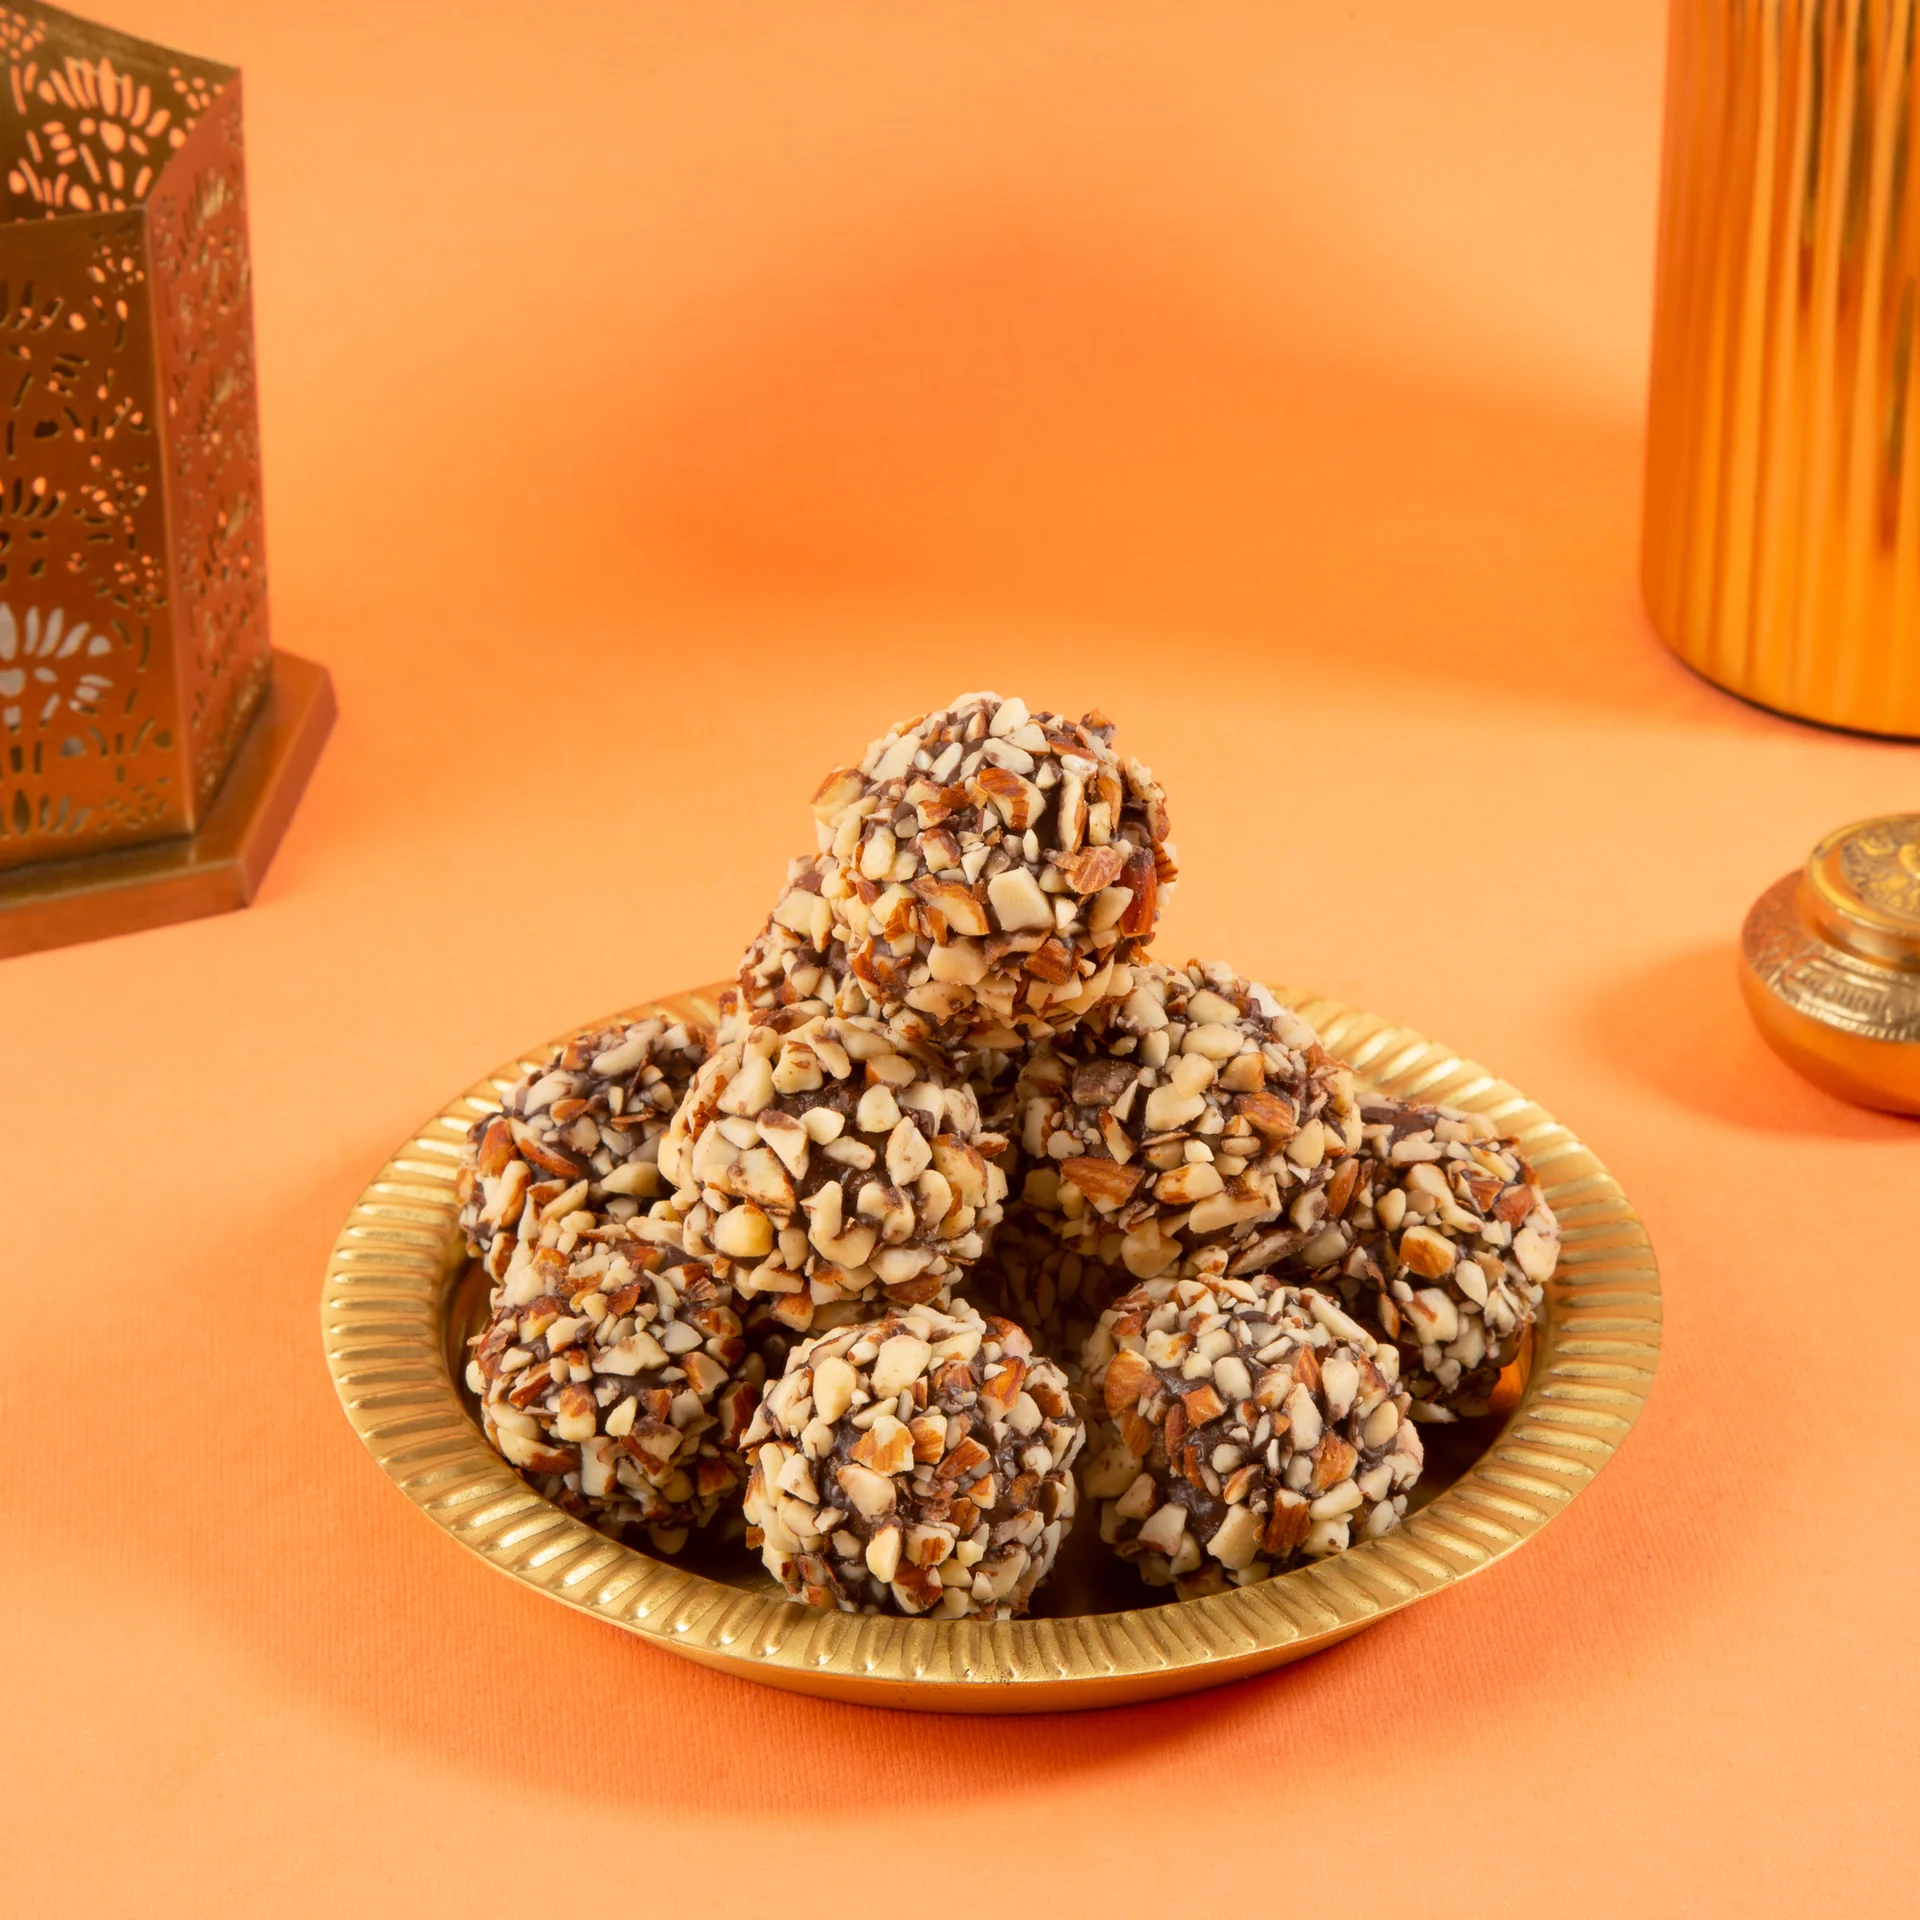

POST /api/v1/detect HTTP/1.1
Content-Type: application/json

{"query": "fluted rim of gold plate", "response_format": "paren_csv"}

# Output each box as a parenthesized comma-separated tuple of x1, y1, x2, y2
(321, 984, 1660, 1710)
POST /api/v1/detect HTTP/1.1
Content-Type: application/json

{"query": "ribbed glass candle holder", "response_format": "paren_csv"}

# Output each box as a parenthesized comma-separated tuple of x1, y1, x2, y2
(1644, 0, 1920, 737)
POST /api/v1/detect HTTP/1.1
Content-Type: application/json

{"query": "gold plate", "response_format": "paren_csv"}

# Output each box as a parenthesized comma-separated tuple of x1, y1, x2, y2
(321, 984, 1660, 1713)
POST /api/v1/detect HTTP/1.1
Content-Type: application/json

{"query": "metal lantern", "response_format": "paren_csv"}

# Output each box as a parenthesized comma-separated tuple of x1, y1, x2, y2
(0, 3, 331, 957)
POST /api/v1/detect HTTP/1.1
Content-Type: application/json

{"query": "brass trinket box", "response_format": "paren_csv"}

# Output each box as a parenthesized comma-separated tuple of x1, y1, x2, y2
(1741, 814, 1920, 1114)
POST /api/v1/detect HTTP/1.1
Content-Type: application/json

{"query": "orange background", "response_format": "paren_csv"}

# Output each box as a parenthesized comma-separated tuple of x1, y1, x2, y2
(4, 3, 1918, 1912)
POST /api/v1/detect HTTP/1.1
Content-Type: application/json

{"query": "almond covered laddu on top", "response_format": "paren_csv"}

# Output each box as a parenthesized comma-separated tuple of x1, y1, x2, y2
(1281, 1099, 1559, 1419)
(752, 691, 1176, 1047)
(1016, 961, 1361, 1283)
(741, 1299, 1083, 1618)
(457, 1012, 712, 1286)
(1078, 1275, 1422, 1597)
(659, 1013, 1009, 1332)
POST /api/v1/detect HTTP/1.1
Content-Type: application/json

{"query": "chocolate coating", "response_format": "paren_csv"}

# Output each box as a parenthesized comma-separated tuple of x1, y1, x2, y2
(969, 1212, 1130, 1391)
(457, 1013, 710, 1285)
(775, 691, 1176, 1046)
(1278, 1099, 1558, 1418)
(1079, 1274, 1421, 1597)
(742, 1300, 1083, 1617)
(1016, 960, 1360, 1281)
(660, 1013, 1009, 1328)
(468, 1212, 759, 1550)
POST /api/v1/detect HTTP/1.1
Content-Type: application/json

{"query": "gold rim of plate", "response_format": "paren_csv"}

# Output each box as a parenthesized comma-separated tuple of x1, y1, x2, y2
(320, 982, 1661, 1714)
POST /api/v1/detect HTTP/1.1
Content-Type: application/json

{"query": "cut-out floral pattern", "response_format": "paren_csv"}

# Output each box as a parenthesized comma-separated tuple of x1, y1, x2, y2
(149, 86, 268, 802)
(0, 601, 111, 736)
(3, 36, 210, 214)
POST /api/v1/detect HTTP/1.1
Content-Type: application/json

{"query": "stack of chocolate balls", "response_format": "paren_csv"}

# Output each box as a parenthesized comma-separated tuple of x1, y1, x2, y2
(459, 691, 1560, 1617)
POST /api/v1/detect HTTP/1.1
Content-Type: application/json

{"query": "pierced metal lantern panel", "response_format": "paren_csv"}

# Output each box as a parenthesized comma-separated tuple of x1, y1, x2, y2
(0, 4, 268, 869)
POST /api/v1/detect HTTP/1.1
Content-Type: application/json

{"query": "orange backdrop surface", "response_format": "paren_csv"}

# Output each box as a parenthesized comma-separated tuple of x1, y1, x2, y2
(3, 3, 1917, 1914)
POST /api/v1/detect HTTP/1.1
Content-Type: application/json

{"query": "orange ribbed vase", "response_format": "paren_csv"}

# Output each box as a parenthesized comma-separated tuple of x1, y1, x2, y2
(1644, 0, 1920, 736)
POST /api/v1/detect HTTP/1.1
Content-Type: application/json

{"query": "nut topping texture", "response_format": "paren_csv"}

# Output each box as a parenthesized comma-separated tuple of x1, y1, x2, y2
(1278, 1099, 1558, 1418)
(1079, 1276, 1422, 1596)
(457, 688, 1561, 1609)
(970, 1213, 1131, 1391)
(730, 853, 946, 1050)
(660, 1013, 1009, 1324)
(457, 1014, 711, 1285)
(774, 691, 1177, 1046)
(1016, 960, 1360, 1282)
(467, 1211, 761, 1551)
(742, 1300, 1084, 1617)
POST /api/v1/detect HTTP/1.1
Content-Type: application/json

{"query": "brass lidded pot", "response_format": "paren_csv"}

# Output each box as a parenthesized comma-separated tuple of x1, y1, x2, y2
(1741, 814, 1920, 1112)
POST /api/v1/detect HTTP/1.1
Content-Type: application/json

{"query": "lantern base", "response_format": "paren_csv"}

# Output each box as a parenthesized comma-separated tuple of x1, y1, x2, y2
(0, 650, 335, 960)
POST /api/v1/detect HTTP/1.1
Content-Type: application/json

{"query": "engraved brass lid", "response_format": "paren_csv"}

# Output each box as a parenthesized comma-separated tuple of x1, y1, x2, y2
(1740, 814, 1920, 1114)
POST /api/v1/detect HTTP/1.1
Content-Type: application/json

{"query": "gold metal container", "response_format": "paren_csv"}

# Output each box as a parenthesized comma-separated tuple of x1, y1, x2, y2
(0, 5, 332, 957)
(1644, 0, 1920, 737)
(1741, 813, 1920, 1111)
